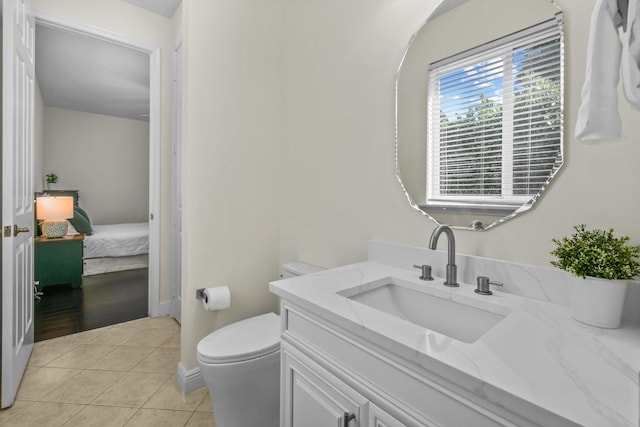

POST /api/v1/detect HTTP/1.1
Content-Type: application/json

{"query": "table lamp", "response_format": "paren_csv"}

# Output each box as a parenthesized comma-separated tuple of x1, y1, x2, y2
(36, 196, 74, 238)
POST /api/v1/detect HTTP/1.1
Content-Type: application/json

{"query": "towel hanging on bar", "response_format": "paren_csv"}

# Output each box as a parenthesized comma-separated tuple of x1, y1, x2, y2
(575, 0, 640, 140)
(621, 0, 640, 108)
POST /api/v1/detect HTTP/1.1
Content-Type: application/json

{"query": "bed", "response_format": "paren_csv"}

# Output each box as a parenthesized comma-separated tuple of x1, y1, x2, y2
(35, 191, 150, 277)
(82, 222, 149, 276)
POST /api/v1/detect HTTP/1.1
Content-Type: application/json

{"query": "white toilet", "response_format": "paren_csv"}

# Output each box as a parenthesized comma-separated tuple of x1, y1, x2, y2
(197, 262, 323, 427)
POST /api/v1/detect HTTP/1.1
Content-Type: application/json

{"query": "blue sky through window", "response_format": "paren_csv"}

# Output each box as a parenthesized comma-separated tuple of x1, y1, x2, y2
(437, 44, 552, 121)
(438, 55, 505, 121)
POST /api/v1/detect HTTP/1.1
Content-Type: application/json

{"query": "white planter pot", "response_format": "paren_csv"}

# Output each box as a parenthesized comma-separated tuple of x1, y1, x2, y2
(568, 275, 629, 328)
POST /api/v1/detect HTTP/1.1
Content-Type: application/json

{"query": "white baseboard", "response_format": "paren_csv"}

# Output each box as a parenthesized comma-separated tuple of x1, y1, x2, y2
(157, 300, 171, 317)
(148, 300, 171, 318)
(177, 362, 206, 395)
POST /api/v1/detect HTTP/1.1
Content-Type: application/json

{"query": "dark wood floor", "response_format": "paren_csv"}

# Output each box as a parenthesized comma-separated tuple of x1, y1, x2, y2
(34, 268, 149, 342)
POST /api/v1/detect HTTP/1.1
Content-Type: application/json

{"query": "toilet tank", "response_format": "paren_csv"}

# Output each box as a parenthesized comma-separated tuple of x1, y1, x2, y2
(281, 262, 323, 279)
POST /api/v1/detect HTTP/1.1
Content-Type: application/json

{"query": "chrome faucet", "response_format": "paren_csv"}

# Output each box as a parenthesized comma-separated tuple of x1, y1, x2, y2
(428, 225, 459, 287)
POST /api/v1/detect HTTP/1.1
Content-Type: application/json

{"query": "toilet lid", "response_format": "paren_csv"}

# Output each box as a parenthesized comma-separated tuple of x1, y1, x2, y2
(197, 312, 281, 364)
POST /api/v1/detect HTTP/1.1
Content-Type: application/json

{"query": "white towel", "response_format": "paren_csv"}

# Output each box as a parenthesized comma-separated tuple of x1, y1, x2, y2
(622, 0, 640, 107)
(575, 0, 624, 141)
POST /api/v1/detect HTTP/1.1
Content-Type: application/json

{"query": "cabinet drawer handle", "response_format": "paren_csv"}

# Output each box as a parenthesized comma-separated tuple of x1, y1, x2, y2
(343, 412, 356, 426)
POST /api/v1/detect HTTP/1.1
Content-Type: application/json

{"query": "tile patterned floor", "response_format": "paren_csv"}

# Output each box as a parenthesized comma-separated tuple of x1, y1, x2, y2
(0, 317, 214, 427)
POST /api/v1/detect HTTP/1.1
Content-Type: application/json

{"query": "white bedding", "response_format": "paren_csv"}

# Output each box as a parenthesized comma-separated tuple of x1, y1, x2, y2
(83, 223, 149, 259)
(83, 254, 148, 276)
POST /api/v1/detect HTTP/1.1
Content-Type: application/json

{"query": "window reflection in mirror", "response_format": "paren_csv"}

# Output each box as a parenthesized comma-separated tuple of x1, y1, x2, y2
(396, 0, 564, 231)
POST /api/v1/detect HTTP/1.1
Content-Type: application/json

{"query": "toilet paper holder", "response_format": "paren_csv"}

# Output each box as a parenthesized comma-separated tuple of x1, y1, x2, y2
(196, 286, 231, 311)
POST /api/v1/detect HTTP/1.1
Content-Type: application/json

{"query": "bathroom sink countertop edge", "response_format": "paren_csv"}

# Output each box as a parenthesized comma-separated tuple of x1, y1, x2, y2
(270, 260, 640, 427)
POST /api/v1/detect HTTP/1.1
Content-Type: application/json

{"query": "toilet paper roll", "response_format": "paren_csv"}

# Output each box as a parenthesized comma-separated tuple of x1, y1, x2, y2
(202, 286, 231, 311)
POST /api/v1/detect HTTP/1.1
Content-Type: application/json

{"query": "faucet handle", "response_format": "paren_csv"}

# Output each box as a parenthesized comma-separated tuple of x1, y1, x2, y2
(475, 276, 503, 295)
(413, 264, 434, 281)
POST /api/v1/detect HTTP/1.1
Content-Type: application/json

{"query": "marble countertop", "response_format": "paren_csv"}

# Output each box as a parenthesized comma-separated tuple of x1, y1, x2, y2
(270, 261, 640, 427)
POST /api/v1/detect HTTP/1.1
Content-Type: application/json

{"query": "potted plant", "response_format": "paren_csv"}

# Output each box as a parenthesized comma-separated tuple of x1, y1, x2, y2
(45, 173, 58, 190)
(551, 224, 640, 328)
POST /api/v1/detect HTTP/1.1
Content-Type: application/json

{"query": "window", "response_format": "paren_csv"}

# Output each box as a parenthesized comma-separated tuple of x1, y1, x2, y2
(426, 16, 563, 213)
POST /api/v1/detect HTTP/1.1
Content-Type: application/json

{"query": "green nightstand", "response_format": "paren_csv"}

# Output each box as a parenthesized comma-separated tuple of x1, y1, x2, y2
(34, 234, 84, 291)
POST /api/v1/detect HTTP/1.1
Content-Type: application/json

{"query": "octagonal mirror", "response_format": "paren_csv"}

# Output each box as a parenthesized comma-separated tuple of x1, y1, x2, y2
(396, 0, 564, 230)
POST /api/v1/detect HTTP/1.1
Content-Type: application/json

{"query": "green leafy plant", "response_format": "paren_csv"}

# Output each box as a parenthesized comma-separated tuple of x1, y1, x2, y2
(551, 225, 640, 280)
(45, 173, 58, 183)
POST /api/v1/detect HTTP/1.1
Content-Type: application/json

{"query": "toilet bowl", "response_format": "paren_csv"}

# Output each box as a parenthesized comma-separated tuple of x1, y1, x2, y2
(197, 262, 323, 427)
(197, 313, 281, 427)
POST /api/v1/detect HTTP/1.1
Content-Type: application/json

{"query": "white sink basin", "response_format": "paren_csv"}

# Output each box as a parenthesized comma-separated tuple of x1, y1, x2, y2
(339, 277, 510, 343)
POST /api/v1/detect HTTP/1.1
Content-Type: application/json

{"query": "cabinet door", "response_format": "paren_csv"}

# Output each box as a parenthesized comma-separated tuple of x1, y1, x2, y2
(368, 403, 407, 427)
(35, 238, 83, 288)
(283, 345, 366, 427)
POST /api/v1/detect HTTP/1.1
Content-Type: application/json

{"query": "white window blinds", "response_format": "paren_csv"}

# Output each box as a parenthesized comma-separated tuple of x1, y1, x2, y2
(427, 16, 563, 211)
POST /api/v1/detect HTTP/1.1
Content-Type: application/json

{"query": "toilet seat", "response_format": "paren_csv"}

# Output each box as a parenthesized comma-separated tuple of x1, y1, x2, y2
(197, 312, 281, 364)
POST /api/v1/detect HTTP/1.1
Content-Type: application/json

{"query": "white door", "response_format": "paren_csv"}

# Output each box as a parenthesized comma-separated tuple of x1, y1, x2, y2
(1, 0, 36, 408)
(170, 42, 182, 324)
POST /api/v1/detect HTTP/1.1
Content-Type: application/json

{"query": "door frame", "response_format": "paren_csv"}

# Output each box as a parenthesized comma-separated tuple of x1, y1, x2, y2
(169, 40, 182, 323)
(33, 13, 162, 316)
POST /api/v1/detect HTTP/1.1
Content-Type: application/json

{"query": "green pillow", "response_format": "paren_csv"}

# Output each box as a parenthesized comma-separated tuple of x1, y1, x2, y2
(69, 206, 92, 235)
(75, 206, 91, 224)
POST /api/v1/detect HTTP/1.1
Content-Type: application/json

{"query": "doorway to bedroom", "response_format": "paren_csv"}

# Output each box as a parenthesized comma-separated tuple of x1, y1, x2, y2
(32, 19, 159, 341)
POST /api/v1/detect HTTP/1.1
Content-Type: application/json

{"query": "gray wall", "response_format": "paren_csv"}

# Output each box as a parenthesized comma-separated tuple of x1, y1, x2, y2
(42, 106, 149, 225)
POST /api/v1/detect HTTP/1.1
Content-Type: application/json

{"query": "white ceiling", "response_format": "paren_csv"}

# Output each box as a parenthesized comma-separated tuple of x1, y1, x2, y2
(34, 0, 181, 122)
(35, 24, 151, 121)
(123, 0, 181, 18)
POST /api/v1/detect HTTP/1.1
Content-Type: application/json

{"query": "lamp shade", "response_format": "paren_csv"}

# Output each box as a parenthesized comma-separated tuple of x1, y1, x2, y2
(36, 196, 74, 220)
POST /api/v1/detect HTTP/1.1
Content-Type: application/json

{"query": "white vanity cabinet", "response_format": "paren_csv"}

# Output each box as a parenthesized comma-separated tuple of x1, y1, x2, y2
(278, 302, 577, 427)
(282, 343, 408, 427)
(272, 256, 640, 426)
